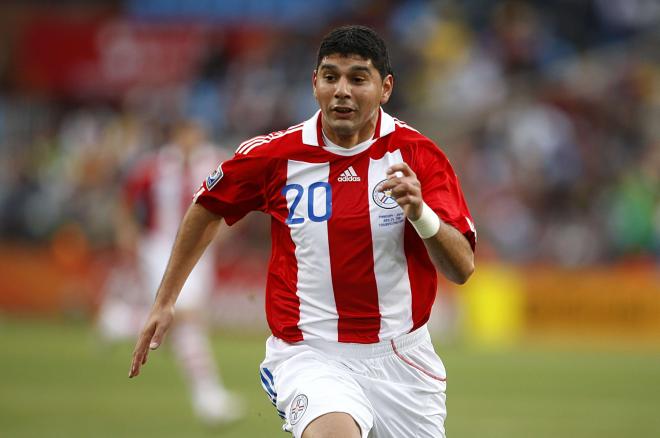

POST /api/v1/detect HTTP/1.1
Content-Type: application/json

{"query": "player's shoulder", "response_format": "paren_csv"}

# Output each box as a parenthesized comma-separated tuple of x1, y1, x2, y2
(233, 122, 305, 157)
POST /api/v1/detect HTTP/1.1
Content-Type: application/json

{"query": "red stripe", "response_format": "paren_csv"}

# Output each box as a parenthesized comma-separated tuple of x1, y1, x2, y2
(265, 160, 303, 342)
(400, 148, 437, 331)
(327, 159, 381, 343)
(404, 221, 437, 331)
(391, 340, 446, 381)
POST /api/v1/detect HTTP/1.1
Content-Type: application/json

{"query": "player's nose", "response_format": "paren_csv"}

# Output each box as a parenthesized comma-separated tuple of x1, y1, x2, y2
(334, 76, 351, 99)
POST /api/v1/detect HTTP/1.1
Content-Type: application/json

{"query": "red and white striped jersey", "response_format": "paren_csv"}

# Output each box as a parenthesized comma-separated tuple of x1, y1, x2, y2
(195, 109, 476, 344)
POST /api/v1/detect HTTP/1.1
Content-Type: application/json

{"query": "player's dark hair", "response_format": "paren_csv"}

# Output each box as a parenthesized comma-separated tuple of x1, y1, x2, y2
(317, 25, 393, 79)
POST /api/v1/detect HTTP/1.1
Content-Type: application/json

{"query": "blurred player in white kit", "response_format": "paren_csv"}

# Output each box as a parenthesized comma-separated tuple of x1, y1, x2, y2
(98, 120, 242, 424)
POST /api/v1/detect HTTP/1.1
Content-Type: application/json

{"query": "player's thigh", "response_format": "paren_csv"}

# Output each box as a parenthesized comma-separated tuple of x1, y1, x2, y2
(367, 381, 446, 438)
(366, 340, 447, 437)
(262, 350, 373, 438)
(302, 412, 361, 438)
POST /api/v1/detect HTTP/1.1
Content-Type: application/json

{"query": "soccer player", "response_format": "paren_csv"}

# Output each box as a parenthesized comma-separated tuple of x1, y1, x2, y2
(129, 26, 475, 437)
(109, 120, 243, 424)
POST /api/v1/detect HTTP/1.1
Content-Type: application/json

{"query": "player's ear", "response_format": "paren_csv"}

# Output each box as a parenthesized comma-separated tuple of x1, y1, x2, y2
(380, 74, 394, 105)
(312, 70, 318, 99)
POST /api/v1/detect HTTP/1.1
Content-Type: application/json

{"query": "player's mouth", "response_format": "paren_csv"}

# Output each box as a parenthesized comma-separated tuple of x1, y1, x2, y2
(331, 106, 356, 119)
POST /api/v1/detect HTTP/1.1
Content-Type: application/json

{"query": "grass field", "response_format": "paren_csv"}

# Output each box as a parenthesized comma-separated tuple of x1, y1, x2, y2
(1, 317, 659, 437)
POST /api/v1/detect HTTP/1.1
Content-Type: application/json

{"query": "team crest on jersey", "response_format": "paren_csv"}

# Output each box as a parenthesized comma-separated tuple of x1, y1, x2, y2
(206, 163, 224, 190)
(373, 179, 399, 209)
(289, 394, 308, 425)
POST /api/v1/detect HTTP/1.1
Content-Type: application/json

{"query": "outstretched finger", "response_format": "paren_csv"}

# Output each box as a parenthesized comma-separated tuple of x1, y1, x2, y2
(129, 325, 155, 377)
(129, 347, 145, 377)
(130, 346, 147, 377)
(129, 350, 144, 378)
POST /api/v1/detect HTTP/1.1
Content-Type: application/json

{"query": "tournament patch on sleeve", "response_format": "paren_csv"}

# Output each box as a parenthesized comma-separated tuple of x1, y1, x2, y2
(206, 163, 224, 190)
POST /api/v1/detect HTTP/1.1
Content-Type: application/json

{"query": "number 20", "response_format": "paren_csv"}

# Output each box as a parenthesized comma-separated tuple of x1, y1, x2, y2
(282, 182, 332, 224)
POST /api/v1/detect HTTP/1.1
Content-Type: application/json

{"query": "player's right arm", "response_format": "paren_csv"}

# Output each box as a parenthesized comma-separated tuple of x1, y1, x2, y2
(128, 203, 222, 378)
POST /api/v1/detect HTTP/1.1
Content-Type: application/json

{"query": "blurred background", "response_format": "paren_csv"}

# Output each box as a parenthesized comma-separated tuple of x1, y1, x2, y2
(1, 0, 659, 437)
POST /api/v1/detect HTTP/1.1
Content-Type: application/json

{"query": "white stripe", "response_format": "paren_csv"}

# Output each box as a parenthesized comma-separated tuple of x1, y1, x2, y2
(302, 110, 321, 146)
(286, 160, 337, 340)
(242, 139, 270, 155)
(378, 108, 396, 138)
(243, 126, 303, 154)
(237, 124, 303, 154)
(240, 126, 303, 155)
(466, 217, 477, 239)
(394, 119, 419, 133)
(368, 150, 413, 339)
(192, 186, 205, 203)
(348, 166, 357, 177)
(236, 135, 268, 154)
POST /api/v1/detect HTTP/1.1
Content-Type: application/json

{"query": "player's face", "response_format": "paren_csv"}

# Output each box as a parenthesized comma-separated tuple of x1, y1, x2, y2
(313, 53, 393, 147)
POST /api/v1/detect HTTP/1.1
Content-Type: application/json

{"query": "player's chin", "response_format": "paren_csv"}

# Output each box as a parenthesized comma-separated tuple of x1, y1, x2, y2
(328, 119, 356, 136)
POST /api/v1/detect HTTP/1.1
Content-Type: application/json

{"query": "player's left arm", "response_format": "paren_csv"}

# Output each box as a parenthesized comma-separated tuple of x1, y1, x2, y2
(379, 162, 474, 284)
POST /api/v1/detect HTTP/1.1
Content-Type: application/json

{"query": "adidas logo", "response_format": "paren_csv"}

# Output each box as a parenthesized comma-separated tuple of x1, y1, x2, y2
(338, 166, 361, 182)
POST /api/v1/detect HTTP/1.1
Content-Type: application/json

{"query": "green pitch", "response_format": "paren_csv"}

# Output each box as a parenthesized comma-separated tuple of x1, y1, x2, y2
(1, 317, 659, 437)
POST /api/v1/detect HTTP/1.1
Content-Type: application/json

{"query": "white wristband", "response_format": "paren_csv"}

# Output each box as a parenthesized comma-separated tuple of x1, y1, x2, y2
(409, 202, 440, 239)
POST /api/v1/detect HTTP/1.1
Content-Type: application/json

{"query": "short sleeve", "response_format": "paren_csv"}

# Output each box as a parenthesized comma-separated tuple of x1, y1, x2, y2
(193, 153, 269, 225)
(415, 142, 476, 250)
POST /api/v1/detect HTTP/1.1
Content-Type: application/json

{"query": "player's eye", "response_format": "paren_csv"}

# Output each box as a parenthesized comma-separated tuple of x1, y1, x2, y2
(324, 75, 336, 81)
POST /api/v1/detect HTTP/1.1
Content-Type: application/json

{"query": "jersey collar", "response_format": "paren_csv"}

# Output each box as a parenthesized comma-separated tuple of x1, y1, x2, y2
(302, 107, 396, 147)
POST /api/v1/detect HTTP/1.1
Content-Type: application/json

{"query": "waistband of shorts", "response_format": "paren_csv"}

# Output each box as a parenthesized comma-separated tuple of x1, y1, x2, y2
(298, 325, 431, 359)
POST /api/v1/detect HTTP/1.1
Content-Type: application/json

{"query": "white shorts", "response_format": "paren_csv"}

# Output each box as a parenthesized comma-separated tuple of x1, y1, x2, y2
(139, 236, 214, 311)
(259, 325, 447, 438)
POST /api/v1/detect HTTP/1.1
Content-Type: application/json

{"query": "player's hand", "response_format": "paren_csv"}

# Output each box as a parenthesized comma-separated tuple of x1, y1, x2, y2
(378, 163, 423, 220)
(128, 304, 175, 378)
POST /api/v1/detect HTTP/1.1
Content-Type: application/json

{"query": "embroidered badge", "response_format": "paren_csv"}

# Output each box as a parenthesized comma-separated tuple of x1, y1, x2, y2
(206, 163, 224, 190)
(373, 179, 399, 209)
(289, 394, 308, 425)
